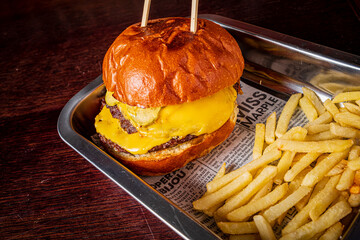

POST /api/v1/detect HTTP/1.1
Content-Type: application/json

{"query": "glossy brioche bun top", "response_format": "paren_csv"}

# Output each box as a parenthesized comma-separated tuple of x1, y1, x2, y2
(103, 17, 244, 108)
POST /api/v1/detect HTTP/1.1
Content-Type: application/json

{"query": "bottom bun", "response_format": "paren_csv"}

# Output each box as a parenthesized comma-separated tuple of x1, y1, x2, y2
(100, 106, 238, 176)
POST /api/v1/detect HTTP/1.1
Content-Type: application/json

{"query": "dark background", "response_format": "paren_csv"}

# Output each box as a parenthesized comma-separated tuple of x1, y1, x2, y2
(1, 0, 359, 239)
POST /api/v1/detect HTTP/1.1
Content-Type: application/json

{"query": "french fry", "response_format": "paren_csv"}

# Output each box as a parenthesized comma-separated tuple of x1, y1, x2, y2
(295, 188, 312, 211)
(304, 130, 337, 141)
(323, 99, 339, 117)
(253, 124, 265, 160)
(263, 186, 312, 224)
(203, 202, 223, 217)
(284, 153, 322, 182)
(275, 93, 302, 138)
(309, 189, 339, 221)
(356, 99, 360, 106)
(282, 175, 340, 235)
(193, 172, 252, 211)
(349, 145, 360, 161)
(350, 185, 360, 194)
(217, 221, 258, 235)
(248, 179, 273, 204)
(344, 102, 360, 115)
(330, 122, 360, 139)
(274, 151, 296, 184)
(215, 166, 277, 220)
(325, 159, 348, 177)
(253, 215, 277, 240)
(280, 201, 352, 240)
(206, 149, 281, 193)
(334, 112, 360, 129)
(277, 139, 353, 153)
(307, 123, 330, 134)
(299, 96, 318, 121)
(227, 184, 288, 222)
(265, 112, 276, 144)
(309, 177, 329, 202)
(304, 111, 333, 128)
(354, 170, 360, 185)
(348, 193, 360, 207)
(263, 126, 307, 154)
(302, 87, 326, 115)
(336, 167, 355, 191)
(302, 150, 349, 187)
(318, 222, 343, 240)
(348, 158, 360, 171)
(229, 234, 260, 240)
(214, 162, 226, 180)
(332, 91, 360, 103)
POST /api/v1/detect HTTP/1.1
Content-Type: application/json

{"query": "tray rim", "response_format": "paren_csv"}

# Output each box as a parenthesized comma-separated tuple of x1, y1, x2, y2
(57, 14, 360, 240)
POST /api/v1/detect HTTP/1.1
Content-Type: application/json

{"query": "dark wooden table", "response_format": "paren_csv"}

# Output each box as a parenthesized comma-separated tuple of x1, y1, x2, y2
(1, 0, 359, 239)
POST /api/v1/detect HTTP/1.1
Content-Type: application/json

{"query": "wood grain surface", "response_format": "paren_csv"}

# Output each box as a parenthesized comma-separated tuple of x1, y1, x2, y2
(1, 0, 359, 239)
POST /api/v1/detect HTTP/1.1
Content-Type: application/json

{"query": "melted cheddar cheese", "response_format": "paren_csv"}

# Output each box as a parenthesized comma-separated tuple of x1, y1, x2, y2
(95, 86, 237, 154)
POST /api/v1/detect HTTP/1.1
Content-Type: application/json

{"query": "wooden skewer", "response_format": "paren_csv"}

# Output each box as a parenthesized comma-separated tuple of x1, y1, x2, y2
(190, 0, 199, 33)
(141, 0, 151, 27)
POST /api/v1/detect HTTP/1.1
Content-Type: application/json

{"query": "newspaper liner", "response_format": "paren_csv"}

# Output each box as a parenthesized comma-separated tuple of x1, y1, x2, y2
(143, 81, 308, 239)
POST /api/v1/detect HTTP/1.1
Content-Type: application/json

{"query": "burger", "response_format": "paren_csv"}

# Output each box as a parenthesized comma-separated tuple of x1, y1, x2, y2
(95, 17, 244, 175)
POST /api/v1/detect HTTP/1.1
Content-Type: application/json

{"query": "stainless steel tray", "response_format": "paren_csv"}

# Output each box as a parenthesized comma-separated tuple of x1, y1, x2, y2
(58, 14, 360, 240)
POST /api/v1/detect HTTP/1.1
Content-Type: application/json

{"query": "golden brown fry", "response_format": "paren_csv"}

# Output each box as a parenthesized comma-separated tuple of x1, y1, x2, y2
(350, 185, 360, 194)
(275, 151, 296, 184)
(253, 124, 265, 160)
(302, 87, 326, 115)
(227, 184, 288, 222)
(284, 153, 322, 182)
(302, 150, 349, 187)
(193, 172, 252, 211)
(275, 93, 302, 138)
(348, 158, 360, 171)
(304, 111, 333, 128)
(330, 122, 360, 139)
(323, 99, 339, 117)
(325, 159, 348, 177)
(299, 96, 318, 121)
(318, 222, 343, 240)
(334, 112, 360, 129)
(217, 221, 258, 235)
(309, 189, 340, 221)
(348, 193, 360, 207)
(277, 139, 353, 153)
(206, 149, 281, 193)
(307, 123, 330, 134)
(215, 166, 277, 220)
(263, 186, 312, 224)
(344, 102, 360, 115)
(304, 130, 338, 141)
(253, 215, 277, 240)
(265, 112, 276, 144)
(336, 167, 355, 191)
(332, 91, 360, 103)
(280, 201, 352, 240)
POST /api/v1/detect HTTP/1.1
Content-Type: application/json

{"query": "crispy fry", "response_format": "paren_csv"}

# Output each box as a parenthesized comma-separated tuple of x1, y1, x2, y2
(275, 93, 302, 138)
(282, 175, 340, 235)
(284, 153, 322, 182)
(299, 96, 318, 121)
(348, 193, 360, 207)
(277, 139, 353, 153)
(217, 221, 258, 235)
(227, 184, 288, 222)
(264, 127, 307, 154)
(206, 149, 281, 193)
(253, 215, 277, 240)
(304, 130, 338, 141)
(302, 151, 349, 187)
(248, 179, 273, 204)
(330, 122, 360, 138)
(193, 172, 252, 210)
(302, 87, 326, 115)
(318, 222, 343, 240)
(344, 102, 360, 115)
(332, 91, 360, 103)
(265, 112, 276, 144)
(304, 111, 332, 128)
(307, 123, 330, 134)
(280, 201, 352, 240)
(348, 158, 360, 171)
(336, 167, 355, 191)
(334, 112, 360, 129)
(214, 162, 226, 180)
(274, 151, 296, 184)
(325, 159, 347, 177)
(323, 99, 339, 117)
(309, 189, 339, 221)
(253, 124, 265, 160)
(215, 166, 277, 220)
(350, 185, 360, 194)
(263, 186, 312, 224)
(349, 146, 360, 161)
(309, 177, 329, 202)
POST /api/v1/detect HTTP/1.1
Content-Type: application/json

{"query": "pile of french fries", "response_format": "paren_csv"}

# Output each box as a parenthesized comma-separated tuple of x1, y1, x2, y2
(193, 88, 360, 240)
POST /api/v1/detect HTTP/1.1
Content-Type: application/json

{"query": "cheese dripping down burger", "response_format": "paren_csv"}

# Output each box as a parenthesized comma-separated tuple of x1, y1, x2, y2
(95, 17, 244, 176)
